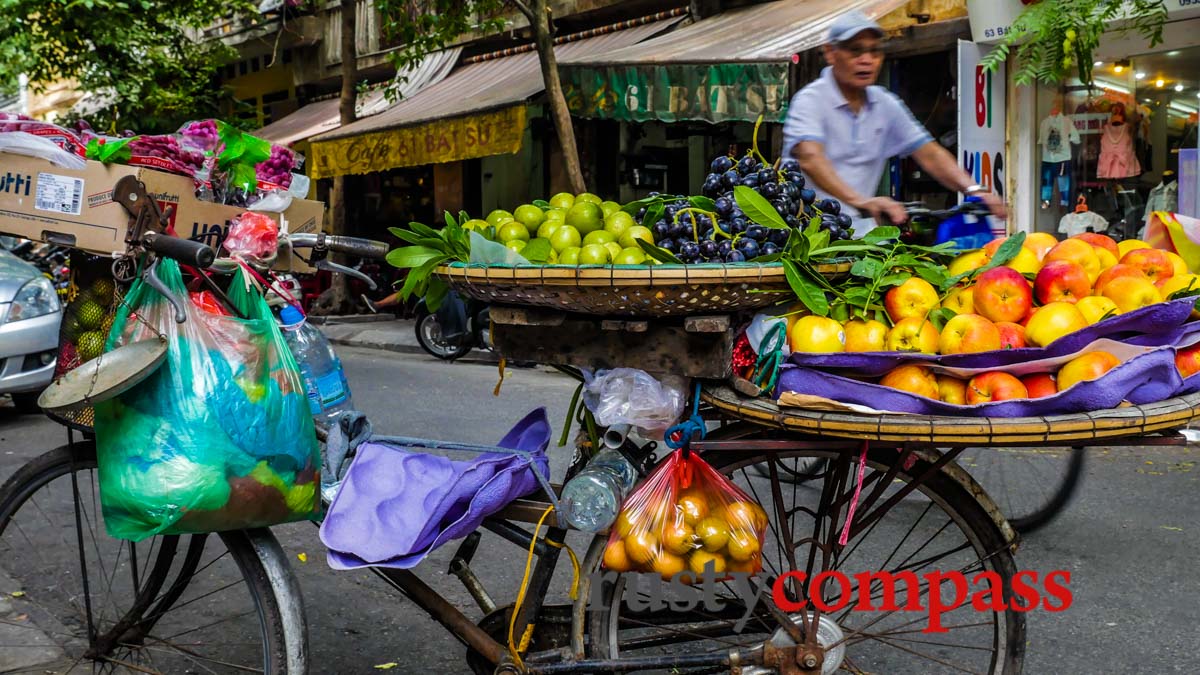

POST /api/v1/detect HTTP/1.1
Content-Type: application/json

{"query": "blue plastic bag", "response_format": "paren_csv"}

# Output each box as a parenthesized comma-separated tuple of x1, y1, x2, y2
(936, 196, 994, 251)
(94, 259, 320, 541)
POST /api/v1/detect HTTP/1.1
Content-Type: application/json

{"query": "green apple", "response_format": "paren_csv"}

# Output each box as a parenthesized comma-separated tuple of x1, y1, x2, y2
(486, 209, 514, 227)
(498, 222, 530, 243)
(604, 211, 635, 239)
(549, 225, 582, 253)
(505, 240, 527, 253)
(613, 247, 647, 265)
(543, 208, 566, 222)
(575, 192, 603, 205)
(462, 218, 490, 231)
(600, 200, 621, 217)
(566, 202, 604, 235)
(559, 246, 581, 265)
(619, 225, 654, 249)
(548, 192, 575, 210)
(579, 244, 610, 265)
(514, 204, 545, 230)
(583, 230, 616, 247)
(603, 242, 623, 261)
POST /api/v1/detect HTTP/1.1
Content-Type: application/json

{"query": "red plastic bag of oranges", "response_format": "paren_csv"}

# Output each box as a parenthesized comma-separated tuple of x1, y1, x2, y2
(602, 449, 768, 581)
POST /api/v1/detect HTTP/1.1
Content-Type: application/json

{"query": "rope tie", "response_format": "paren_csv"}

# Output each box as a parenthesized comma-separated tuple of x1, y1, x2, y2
(838, 441, 870, 547)
(665, 384, 706, 458)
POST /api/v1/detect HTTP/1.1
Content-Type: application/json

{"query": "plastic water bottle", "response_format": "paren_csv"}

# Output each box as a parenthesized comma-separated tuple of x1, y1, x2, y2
(560, 449, 639, 532)
(278, 305, 354, 423)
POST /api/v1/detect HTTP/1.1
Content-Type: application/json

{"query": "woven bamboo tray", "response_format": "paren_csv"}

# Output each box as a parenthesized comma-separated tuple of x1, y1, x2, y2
(701, 384, 1200, 446)
(435, 261, 851, 317)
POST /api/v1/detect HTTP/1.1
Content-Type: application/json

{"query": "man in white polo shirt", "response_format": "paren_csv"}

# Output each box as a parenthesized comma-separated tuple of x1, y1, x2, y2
(783, 10, 1006, 236)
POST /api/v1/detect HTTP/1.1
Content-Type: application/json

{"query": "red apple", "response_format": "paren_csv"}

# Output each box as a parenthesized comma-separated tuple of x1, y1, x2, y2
(966, 372, 1029, 404)
(938, 314, 1002, 355)
(883, 278, 940, 323)
(1093, 264, 1145, 295)
(995, 322, 1027, 349)
(1176, 343, 1200, 378)
(1034, 260, 1091, 304)
(936, 375, 968, 405)
(1120, 248, 1175, 284)
(1021, 373, 1058, 398)
(1025, 232, 1060, 261)
(1072, 232, 1119, 256)
(973, 267, 1034, 323)
(1045, 238, 1102, 282)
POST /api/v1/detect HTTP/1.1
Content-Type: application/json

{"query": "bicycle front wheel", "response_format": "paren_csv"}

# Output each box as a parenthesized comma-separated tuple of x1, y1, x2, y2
(588, 426, 1025, 674)
(0, 441, 307, 674)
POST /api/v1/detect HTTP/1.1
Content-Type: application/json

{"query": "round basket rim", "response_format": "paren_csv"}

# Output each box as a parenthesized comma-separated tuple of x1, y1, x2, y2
(702, 384, 1200, 445)
(434, 259, 851, 287)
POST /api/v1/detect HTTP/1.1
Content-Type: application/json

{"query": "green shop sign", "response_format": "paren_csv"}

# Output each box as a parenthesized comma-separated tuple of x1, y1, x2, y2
(562, 63, 790, 124)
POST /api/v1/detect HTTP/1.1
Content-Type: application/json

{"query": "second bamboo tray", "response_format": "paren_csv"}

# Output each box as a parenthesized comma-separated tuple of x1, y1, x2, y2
(435, 261, 850, 317)
(701, 384, 1200, 446)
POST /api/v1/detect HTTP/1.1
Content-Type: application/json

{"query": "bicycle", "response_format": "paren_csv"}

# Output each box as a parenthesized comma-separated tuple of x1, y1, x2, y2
(0, 190, 1030, 675)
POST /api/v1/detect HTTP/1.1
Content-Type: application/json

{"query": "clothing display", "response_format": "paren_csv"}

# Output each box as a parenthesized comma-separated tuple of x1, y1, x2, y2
(1058, 209, 1109, 237)
(1143, 179, 1179, 223)
(1098, 120, 1141, 179)
(1041, 161, 1073, 208)
(1039, 113, 1080, 163)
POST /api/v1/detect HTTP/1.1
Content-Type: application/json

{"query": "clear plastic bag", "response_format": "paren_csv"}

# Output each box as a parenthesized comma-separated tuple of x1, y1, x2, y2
(602, 449, 768, 581)
(0, 113, 87, 156)
(468, 230, 530, 265)
(582, 368, 687, 436)
(0, 131, 86, 169)
(93, 259, 320, 541)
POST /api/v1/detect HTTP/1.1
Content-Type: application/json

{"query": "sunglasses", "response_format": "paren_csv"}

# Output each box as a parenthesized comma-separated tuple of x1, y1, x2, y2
(837, 43, 886, 58)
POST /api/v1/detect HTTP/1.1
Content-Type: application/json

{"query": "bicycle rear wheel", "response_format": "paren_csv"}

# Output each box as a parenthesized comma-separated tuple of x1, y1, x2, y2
(588, 425, 1025, 674)
(0, 441, 307, 674)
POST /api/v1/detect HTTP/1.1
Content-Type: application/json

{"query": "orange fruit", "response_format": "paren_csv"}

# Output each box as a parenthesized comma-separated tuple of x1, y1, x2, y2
(602, 539, 632, 572)
(661, 521, 699, 555)
(676, 493, 709, 525)
(694, 516, 730, 552)
(651, 551, 687, 581)
(688, 549, 727, 577)
(724, 501, 768, 531)
(726, 531, 761, 562)
(623, 531, 658, 566)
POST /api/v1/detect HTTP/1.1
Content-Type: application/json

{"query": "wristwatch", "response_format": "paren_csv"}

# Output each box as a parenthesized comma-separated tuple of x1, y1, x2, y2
(964, 184, 986, 195)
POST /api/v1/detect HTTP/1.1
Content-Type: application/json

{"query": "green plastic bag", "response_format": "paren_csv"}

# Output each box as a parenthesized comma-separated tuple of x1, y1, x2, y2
(94, 260, 320, 541)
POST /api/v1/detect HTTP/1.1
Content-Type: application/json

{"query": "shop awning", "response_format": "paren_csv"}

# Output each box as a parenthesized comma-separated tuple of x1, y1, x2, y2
(308, 18, 677, 179)
(255, 47, 461, 146)
(558, 0, 907, 123)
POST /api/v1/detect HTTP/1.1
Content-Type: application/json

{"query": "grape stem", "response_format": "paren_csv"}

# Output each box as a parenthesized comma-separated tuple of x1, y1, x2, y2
(675, 207, 727, 241)
(750, 114, 771, 168)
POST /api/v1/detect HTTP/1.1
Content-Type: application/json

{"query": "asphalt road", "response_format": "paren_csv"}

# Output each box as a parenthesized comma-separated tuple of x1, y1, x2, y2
(1, 346, 1198, 673)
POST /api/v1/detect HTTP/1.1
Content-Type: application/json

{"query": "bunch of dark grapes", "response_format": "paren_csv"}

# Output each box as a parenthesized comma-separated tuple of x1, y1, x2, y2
(641, 152, 852, 265)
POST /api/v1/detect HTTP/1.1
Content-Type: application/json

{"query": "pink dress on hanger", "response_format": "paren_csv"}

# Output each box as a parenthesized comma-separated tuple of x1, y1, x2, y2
(1097, 121, 1141, 179)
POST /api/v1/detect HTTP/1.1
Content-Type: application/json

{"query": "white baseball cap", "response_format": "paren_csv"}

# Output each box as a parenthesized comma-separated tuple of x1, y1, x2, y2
(827, 10, 884, 44)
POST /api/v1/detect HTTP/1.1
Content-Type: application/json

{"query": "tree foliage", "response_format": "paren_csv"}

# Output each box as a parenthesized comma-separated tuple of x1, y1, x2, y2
(981, 0, 1169, 87)
(0, 0, 255, 133)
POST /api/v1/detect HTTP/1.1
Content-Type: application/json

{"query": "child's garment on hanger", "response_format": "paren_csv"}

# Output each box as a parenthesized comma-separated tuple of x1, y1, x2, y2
(1098, 121, 1141, 179)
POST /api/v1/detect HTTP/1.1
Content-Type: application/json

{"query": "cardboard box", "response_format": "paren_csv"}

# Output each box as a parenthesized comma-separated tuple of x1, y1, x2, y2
(0, 152, 324, 273)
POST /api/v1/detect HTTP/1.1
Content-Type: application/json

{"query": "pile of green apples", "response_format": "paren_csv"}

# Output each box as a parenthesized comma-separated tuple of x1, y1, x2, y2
(463, 192, 656, 265)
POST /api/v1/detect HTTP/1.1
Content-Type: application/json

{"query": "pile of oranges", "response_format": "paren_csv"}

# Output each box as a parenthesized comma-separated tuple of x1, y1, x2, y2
(602, 491, 768, 581)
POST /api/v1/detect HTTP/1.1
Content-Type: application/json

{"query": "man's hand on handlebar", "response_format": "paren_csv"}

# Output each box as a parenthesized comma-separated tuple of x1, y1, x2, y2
(857, 196, 911, 225)
(972, 190, 1008, 220)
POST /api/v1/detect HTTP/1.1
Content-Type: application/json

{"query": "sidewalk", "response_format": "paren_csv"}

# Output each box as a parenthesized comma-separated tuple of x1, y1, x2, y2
(316, 314, 498, 364)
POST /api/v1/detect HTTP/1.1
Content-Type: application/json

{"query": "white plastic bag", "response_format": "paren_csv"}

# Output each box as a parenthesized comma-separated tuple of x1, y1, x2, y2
(582, 368, 688, 437)
(0, 131, 87, 169)
(469, 230, 530, 265)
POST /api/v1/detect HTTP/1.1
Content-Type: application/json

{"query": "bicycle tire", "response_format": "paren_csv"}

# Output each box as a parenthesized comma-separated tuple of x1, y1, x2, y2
(964, 446, 1086, 535)
(0, 442, 306, 674)
(586, 425, 1025, 674)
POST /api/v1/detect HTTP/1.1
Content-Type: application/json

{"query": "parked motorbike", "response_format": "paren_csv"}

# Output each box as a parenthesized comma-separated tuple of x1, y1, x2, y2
(413, 290, 492, 360)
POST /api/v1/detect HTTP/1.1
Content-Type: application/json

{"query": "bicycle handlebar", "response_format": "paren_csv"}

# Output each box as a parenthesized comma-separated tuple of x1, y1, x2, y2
(143, 232, 216, 268)
(288, 233, 390, 260)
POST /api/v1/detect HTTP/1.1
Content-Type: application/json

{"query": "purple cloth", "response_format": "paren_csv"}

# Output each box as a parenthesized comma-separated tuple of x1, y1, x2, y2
(319, 408, 551, 570)
(775, 347, 1183, 417)
(787, 299, 1197, 378)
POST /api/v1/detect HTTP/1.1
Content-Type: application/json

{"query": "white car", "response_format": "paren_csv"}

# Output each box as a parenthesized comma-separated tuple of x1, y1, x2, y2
(0, 245, 62, 412)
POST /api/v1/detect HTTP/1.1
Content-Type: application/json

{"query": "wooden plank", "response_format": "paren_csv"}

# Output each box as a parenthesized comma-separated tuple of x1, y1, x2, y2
(685, 315, 732, 333)
(490, 305, 565, 327)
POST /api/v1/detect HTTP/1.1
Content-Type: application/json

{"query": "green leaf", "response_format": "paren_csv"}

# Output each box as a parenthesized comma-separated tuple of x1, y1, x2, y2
(533, 199, 550, 209)
(843, 286, 872, 305)
(734, 186, 788, 230)
(913, 264, 948, 287)
(783, 259, 829, 316)
(689, 196, 716, 212)
(637, 239, 684, 265)
(424, 278, 449, 312)
(642, 203, 665, 230)
(863, 226, 901, 244)
(809, 243, 887, 257)
(749, 252, 782, 263)
(444, 211, 458, 229)
(806, 230, 831, 257)
(621, 195, 661, 215)
(986, 232, 1027, 268)
(386, 246, 447, 269)
(850, 257, 883, 279)
(830, 303, 850, 323)
(522, 237, 552, 263)
(408, 221, 440, 238)
(877, 272, 912, 289)
(806, 216, 822, 236)
(929, 307, 958, 331)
